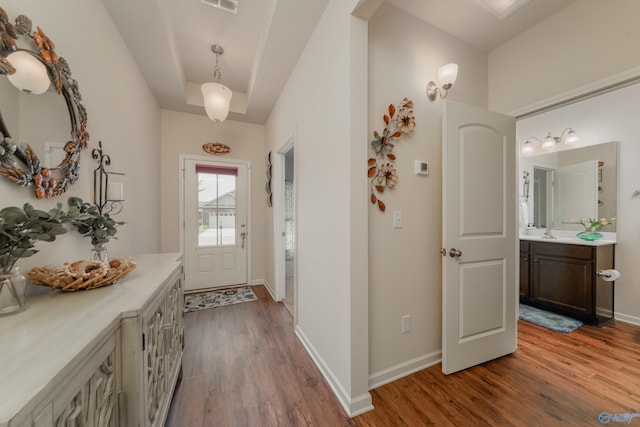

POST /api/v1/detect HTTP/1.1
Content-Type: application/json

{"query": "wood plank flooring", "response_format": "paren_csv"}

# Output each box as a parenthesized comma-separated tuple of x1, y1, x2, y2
(166, 285, 355, 426)
(167, 286, 640, 426)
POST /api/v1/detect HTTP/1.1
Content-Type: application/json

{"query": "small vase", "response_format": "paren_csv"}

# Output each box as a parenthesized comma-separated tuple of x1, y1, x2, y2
(92, 244, 109, 262)
(576, 230, 603, 241)
(0, 266, 26, 315)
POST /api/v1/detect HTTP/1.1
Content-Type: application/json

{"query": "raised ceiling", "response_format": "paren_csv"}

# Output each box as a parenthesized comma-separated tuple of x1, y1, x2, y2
(102, 0, 576, 124)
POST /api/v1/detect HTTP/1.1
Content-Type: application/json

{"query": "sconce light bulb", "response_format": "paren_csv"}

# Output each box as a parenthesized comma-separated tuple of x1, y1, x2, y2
(521, 140, 534, 154)
(6, 50, 50, 95)
(564, 129, 579, 145)
(542, 133, 556, 148)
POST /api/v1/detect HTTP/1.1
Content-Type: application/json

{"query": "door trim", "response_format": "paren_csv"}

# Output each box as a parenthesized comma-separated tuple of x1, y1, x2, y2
(179, 154, 252, 289)
(273, 131, 297, 317)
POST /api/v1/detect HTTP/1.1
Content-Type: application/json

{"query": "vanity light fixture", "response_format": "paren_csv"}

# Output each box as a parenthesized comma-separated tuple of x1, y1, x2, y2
(522, 127, 579, 154)
(201, 44, 233, 123)
(6, 50, 50, 95)
(426, 63, 458, 101)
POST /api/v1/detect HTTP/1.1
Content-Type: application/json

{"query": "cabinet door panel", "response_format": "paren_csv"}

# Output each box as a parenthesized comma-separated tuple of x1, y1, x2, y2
(533, 255, 592, 315)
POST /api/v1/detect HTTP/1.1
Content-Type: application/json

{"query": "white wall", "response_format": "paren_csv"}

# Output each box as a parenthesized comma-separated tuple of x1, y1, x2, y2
(367, 2, 488, 386)
(264, 0, 371, 416)
(489, 0, 640, 114)
(517, 83, 640, 324)
(1, 0, 161, 273)
(159, 110, 266, 283)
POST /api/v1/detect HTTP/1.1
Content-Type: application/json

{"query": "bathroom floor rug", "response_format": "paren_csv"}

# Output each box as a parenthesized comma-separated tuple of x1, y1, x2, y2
(519, 303, 583, 333)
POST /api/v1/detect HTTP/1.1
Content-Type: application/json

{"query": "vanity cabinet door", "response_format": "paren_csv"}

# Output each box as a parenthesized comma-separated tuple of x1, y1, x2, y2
(165, 274, 184, 390)
(519, 241, 530, 300)
(532, 253, 593, 319)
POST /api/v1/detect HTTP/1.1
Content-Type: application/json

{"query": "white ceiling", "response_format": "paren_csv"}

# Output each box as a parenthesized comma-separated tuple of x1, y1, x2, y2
(102, 0, 576, 125)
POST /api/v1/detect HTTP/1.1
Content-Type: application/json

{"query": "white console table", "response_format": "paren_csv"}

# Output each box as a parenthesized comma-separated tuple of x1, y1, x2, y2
(0, 253, 184, 427)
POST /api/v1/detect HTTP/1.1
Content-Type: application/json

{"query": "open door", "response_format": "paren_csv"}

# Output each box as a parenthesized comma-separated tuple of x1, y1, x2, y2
(553, 160, 598, 228)
(442, 101, 517, 374)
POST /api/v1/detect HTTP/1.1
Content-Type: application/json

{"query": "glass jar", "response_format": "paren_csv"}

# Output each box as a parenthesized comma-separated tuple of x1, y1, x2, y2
(0, 266, 26, 315)
(92, 243, 110, 262)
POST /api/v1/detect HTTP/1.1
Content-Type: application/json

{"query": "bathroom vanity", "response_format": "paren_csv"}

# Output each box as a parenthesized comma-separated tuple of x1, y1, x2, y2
(520, 233, 615, 326)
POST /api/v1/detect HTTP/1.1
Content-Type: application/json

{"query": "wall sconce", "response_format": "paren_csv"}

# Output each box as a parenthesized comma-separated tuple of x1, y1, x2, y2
(201, 44, 233, 123)
(521, 127, 579, 154)
(5, 50, 50, 95)
(93, 141, 125, 216)
(426, 63, 458, 101)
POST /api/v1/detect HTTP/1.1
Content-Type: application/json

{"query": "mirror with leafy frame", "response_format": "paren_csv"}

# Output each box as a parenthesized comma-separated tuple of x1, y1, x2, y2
(0, 7, 89, 198)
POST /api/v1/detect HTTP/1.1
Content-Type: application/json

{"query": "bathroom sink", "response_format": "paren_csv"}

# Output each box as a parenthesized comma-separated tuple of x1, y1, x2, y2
(520, 233, 616, 246)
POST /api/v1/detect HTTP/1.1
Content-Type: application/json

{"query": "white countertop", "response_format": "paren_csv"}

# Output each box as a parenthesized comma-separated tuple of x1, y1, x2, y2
(519, 229, 616, 246)
(0, 252, 183, 427)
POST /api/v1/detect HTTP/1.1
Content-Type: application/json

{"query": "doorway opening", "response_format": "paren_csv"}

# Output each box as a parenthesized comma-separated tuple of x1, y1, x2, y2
(283, 147, 295, 315)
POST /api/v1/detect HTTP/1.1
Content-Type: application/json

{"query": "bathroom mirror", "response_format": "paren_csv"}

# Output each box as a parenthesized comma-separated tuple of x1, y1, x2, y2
(0, 9, 89, 199)
(520, 141, 617, 232)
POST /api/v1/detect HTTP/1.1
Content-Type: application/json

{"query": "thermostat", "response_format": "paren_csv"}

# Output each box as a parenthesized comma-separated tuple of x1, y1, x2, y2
(415, 160, 429, 175)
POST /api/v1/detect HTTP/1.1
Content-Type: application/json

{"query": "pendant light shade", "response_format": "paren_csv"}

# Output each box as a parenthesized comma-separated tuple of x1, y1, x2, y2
(202, 44, 232, 123)
(6, 50, 50, 95)
(201, 82, 232, 122)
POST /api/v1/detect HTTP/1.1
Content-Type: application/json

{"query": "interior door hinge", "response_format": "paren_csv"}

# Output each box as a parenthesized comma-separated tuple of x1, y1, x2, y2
(142, 333, 146, 351)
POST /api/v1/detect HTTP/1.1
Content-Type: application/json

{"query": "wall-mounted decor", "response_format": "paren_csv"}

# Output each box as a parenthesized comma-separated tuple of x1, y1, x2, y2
(0, 8, 89, 198)
(266, 151, 272, 207)
(368, 98, 415, 212)
(202, 141, 231, 156)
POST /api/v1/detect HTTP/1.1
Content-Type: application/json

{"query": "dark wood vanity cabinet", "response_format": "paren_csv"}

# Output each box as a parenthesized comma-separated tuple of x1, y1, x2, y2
(519, 240, 615, 326)
(519, 241, 531, 301)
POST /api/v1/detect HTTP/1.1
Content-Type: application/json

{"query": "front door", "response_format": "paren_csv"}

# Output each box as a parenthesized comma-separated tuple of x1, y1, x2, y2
(442, 101, 517, 374)
(183, 158, 249, 291)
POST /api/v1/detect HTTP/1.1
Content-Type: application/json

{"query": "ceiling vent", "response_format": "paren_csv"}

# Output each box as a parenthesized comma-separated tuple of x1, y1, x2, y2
(201, 0, 238, 14)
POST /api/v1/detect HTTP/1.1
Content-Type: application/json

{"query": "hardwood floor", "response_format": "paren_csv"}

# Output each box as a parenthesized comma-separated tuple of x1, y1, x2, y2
(355, 320, 640, 427)
(166, 285, 355, 426)
(168, 286, 640, 426)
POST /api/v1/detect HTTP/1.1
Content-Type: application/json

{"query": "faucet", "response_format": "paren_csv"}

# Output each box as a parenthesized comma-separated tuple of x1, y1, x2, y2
(543, 228, 557, 239)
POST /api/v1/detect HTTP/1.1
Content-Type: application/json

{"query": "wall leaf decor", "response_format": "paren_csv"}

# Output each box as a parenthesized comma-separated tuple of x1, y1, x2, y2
(368, 98, 415, 212)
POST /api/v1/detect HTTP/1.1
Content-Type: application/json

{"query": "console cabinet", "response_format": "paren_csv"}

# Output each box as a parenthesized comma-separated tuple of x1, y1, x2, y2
(519, 241, 614, 326)
(0, 253, 183, 427)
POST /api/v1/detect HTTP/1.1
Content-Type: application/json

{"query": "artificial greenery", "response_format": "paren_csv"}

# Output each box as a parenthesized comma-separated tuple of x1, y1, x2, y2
(0, 203, 66, 274)
(65, 197, 124, 246)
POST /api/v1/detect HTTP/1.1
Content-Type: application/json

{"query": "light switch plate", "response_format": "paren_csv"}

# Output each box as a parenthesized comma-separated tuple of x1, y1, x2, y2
(392, 210, 402, 228)
(415, 160, 429, 175)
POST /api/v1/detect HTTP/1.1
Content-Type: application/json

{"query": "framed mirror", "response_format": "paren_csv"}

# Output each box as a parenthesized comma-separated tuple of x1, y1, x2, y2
(520, 141, 617, 232)
(0, 8, 89, 198)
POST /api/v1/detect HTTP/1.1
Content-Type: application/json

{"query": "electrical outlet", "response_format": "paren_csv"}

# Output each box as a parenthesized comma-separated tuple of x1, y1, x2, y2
(401, 314, 411, 333)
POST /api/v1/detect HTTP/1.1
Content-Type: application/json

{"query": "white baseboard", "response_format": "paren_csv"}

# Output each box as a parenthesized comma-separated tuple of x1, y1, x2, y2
(614, 312, 640, 326)
(368, 350, 441, 390)
(294, 325, 373, 417)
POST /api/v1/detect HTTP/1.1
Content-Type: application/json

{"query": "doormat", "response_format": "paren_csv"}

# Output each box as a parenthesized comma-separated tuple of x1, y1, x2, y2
(519, 303, 583, 333)
(184, 287, 257, 313)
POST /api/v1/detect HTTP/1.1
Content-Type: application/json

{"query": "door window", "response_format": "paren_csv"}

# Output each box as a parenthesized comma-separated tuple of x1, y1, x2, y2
(196, 164, 238, 247)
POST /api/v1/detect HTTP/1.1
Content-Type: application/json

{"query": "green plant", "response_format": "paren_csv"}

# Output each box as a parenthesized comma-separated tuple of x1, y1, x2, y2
(578, 217, 616, 232)
(65, 197, 124, 246)
(0, 203, 66, 274)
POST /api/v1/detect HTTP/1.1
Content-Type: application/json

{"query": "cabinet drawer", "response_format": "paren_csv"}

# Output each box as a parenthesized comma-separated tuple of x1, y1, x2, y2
(533, 242, 592, 260)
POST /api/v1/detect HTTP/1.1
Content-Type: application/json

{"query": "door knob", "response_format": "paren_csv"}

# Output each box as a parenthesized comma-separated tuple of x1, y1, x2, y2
(440, 248, 447, 256)
(449, 248, 462, 258)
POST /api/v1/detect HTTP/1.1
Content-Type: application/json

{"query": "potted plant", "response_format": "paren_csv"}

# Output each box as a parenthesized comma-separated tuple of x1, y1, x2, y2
(0, 203, 66, 314)
(64, 197, 124, 261)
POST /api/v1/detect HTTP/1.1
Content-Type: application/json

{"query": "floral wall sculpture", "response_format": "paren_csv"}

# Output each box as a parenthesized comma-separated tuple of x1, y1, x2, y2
(368, 98, 415, 212)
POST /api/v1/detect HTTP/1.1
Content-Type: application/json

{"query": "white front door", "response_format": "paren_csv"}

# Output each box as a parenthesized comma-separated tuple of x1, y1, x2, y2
(442, 101, 517, 375)
(183, 158, 249, 291)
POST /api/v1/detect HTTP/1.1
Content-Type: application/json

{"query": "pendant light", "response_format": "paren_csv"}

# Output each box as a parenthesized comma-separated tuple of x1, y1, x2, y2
(201, 44, 232, 123)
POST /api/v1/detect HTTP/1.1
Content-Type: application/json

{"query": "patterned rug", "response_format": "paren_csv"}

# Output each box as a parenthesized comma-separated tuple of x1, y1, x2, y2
(184, 287, 257, 313)
(519, 303, 583, 333)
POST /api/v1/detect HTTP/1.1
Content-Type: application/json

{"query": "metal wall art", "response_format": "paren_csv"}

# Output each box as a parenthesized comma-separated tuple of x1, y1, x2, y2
(368, 98, 415, 212)
(0, 8, 89, 198)
(202, 141, 230, 156)
(265, 151, 272, 207)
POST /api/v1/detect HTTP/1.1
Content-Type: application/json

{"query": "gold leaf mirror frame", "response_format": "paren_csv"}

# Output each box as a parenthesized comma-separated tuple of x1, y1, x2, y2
(0, 8, 89, 198)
